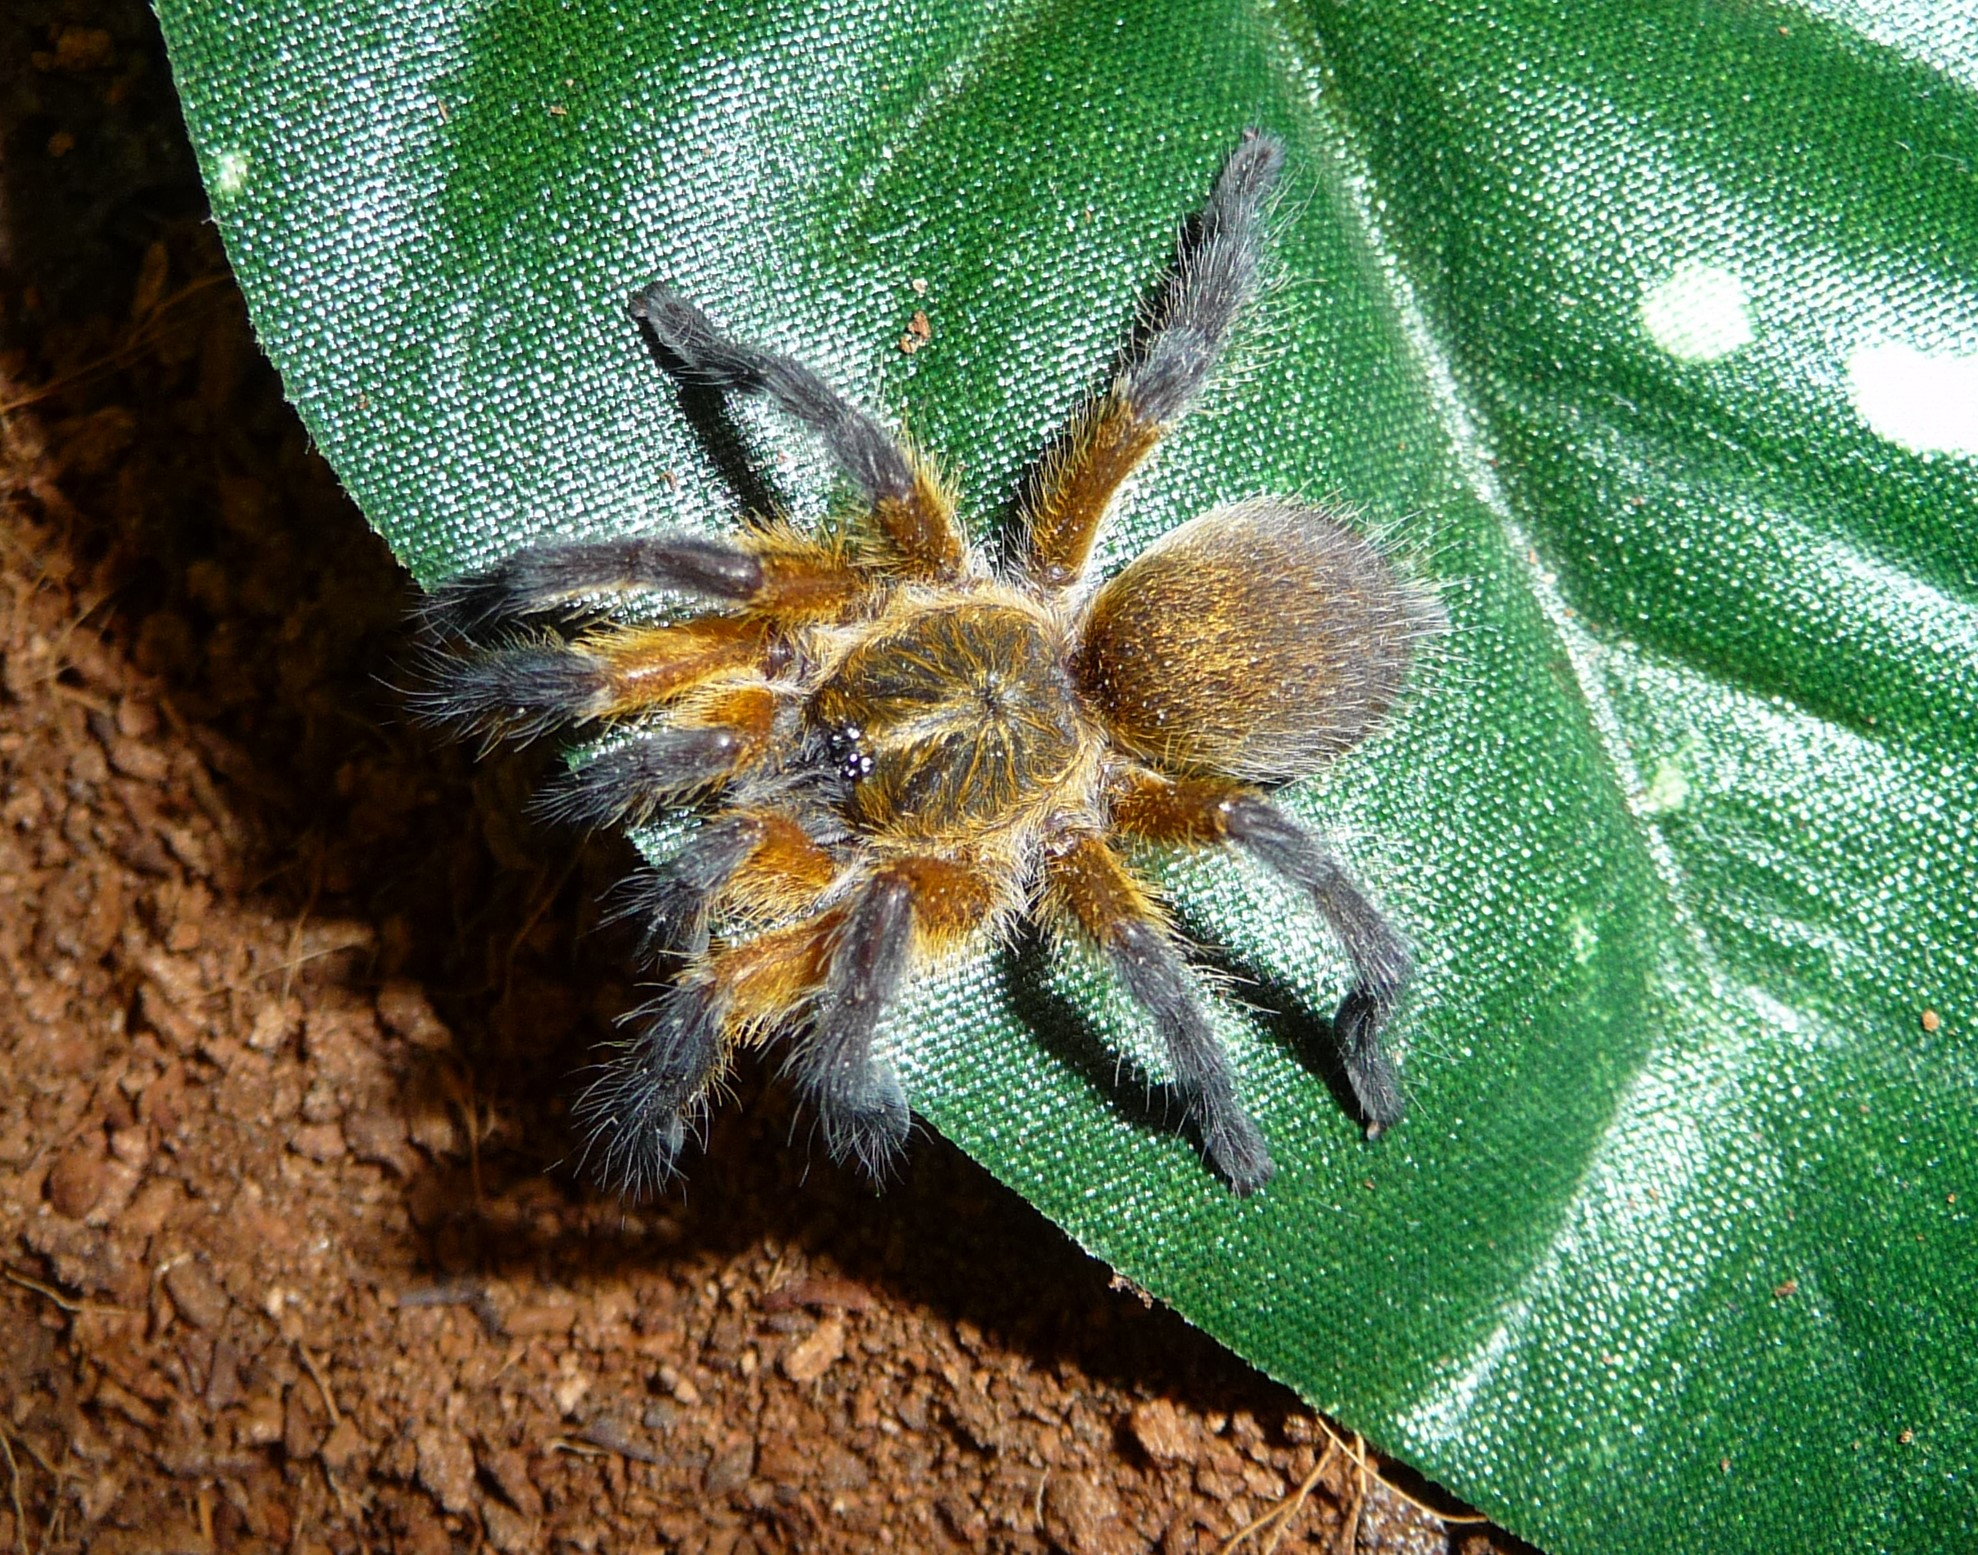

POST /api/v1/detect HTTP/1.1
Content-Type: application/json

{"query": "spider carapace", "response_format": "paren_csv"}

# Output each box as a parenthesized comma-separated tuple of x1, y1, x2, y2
(422, 130, 1441, 1196)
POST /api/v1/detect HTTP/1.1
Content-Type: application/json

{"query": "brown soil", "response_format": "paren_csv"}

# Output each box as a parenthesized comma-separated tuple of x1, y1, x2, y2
(0, 6, 1532, 1552)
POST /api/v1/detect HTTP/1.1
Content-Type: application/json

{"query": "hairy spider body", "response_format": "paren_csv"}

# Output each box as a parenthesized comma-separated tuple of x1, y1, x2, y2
(813, 591, 1091, 839)
(421, 130, 1440, 1195)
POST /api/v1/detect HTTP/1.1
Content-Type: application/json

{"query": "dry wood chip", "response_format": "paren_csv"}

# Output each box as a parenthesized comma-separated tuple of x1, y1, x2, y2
(415, 1427, 476, 1515)
(762, 1275, 874, 1313)
(780, 1315, 846, 1384)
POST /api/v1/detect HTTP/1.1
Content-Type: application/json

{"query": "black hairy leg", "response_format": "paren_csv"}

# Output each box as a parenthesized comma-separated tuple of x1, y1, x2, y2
(1117, 127, 1283, 425)
(784, 871, 917, 1178)
(414, 616, 774, 746)
(1110, 770, 1411, 1135)
(1023, 128, 1283, 586)
(1045, 832, 1274, 1195)
(423, 531, 769, 635)
(1220, 796, 1410, 1133)
(574, 979, 729, 1196)
(632, 286, 966, 578)
(608, 812, 774, 964)
(535, 683, 779, 829)
(609, 807, 841, 965)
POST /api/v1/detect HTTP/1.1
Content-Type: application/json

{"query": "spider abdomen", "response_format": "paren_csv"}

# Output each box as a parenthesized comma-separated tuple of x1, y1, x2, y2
(1077, 499, 1440, 785)
(812, 601, 1085, 837)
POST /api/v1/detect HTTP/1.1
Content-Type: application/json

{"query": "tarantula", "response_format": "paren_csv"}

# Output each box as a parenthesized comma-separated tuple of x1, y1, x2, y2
(422, 130, 1439, 1196)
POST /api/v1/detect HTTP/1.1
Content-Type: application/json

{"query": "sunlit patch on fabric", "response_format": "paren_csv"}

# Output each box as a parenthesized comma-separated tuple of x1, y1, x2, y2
(1845, 341, 1978, 459)
(1637, 756, 1689, 817)
(1638, 262, 1752, 363)
(210, 148, 252, 198)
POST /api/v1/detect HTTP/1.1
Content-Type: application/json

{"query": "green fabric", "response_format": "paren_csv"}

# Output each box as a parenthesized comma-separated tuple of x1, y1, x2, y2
(156, 2, 1978, 1550)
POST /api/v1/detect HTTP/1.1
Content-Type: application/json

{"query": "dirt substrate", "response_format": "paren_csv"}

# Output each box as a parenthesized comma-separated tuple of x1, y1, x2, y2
(0, 6, 1531, 1552)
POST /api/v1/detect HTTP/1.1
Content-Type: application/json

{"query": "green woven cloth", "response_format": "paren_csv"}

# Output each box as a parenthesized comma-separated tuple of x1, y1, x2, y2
(157, 2, 1978, 1550)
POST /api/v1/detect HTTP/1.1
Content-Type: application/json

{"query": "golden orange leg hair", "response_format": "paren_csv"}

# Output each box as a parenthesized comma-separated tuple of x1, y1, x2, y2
(611, 807, 841, 967)
(422, 521, 872, 639)
(1043, 829, 1274, 1194)
(743, 528, 871, 619)
(870, 454, 968, 580)
(628, 284, 969, 582)
(778, 853, 997, 1174)
(572, 909, 845, 1196)
(1023, 391, 1163, 586)
(577, 616, 770, 716)
(535, 680, 781, 830)
(1107, 766, 1411, 1135)
(412, 614, 770, 743)
(579, 850, 999, 1190)
(700, 850, 997, 1052)
(1023, 129, 1284, 589)
(416, 528, 872, 744)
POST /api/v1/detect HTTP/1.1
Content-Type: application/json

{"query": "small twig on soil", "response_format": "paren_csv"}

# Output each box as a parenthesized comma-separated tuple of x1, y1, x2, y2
(2, 1268, 130, 1319)
(0, 274, 229, 416)
(36, 1443, 70, 1555)
(296, 1344, 342, 1429)
(278, 854, 326, 1007)
(45, 681, 114, 718)
(1220, 1418, 1489, 1555)
(4, 1440, 53, 1482)
(1314, 1418, 1490, 1529)
(232, 942, 371, 989)
(0, 1428, 26, 1555)
(1337, 1433, 1366, 1555)
(1216, 1438, 1337, 1555)
(490, 1342, 528, 1385)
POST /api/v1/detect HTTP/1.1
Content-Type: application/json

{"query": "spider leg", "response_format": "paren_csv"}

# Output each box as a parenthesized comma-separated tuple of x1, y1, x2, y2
(1111, 769, 1410, 1135)
(583, 848, 998, 1191)
(535, 682, 780, 829)
(424, 527, 865, 637)
(611, 808, 838, 964)
(1043, 830, 1274, 1195)
(578, 809, 843, 1192)
(787, 872, 917, 1177)
(581, 902, 846, 1197)
(416, 615, 774, 745)
(1023, 129, 1283, 587)
(783, 855, 998, 1180)
(631, 286, 967, 579)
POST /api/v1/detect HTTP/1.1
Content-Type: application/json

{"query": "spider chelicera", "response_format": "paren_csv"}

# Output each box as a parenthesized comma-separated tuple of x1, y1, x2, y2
(422, 130, 1440, 1195)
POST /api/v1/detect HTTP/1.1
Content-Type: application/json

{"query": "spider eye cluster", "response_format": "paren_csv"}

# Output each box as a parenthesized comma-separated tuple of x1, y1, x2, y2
(418, 128, 1439, 1198)
(827, 725, 874, 783)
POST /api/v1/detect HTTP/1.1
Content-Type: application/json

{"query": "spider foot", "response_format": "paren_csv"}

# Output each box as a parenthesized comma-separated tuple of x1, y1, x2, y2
(1192, 1091, 1276, 1198)
(575, 982, 726, 1197)
(411, 643, 611, 743)
(1335, 983, 1407, 1139)
(811, 1061, 913, 1185)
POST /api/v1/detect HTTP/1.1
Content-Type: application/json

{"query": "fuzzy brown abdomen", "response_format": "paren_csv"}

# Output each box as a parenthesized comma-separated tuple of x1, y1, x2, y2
(1076, 499, 1441, 785)
(813, 603, 1083, 839)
